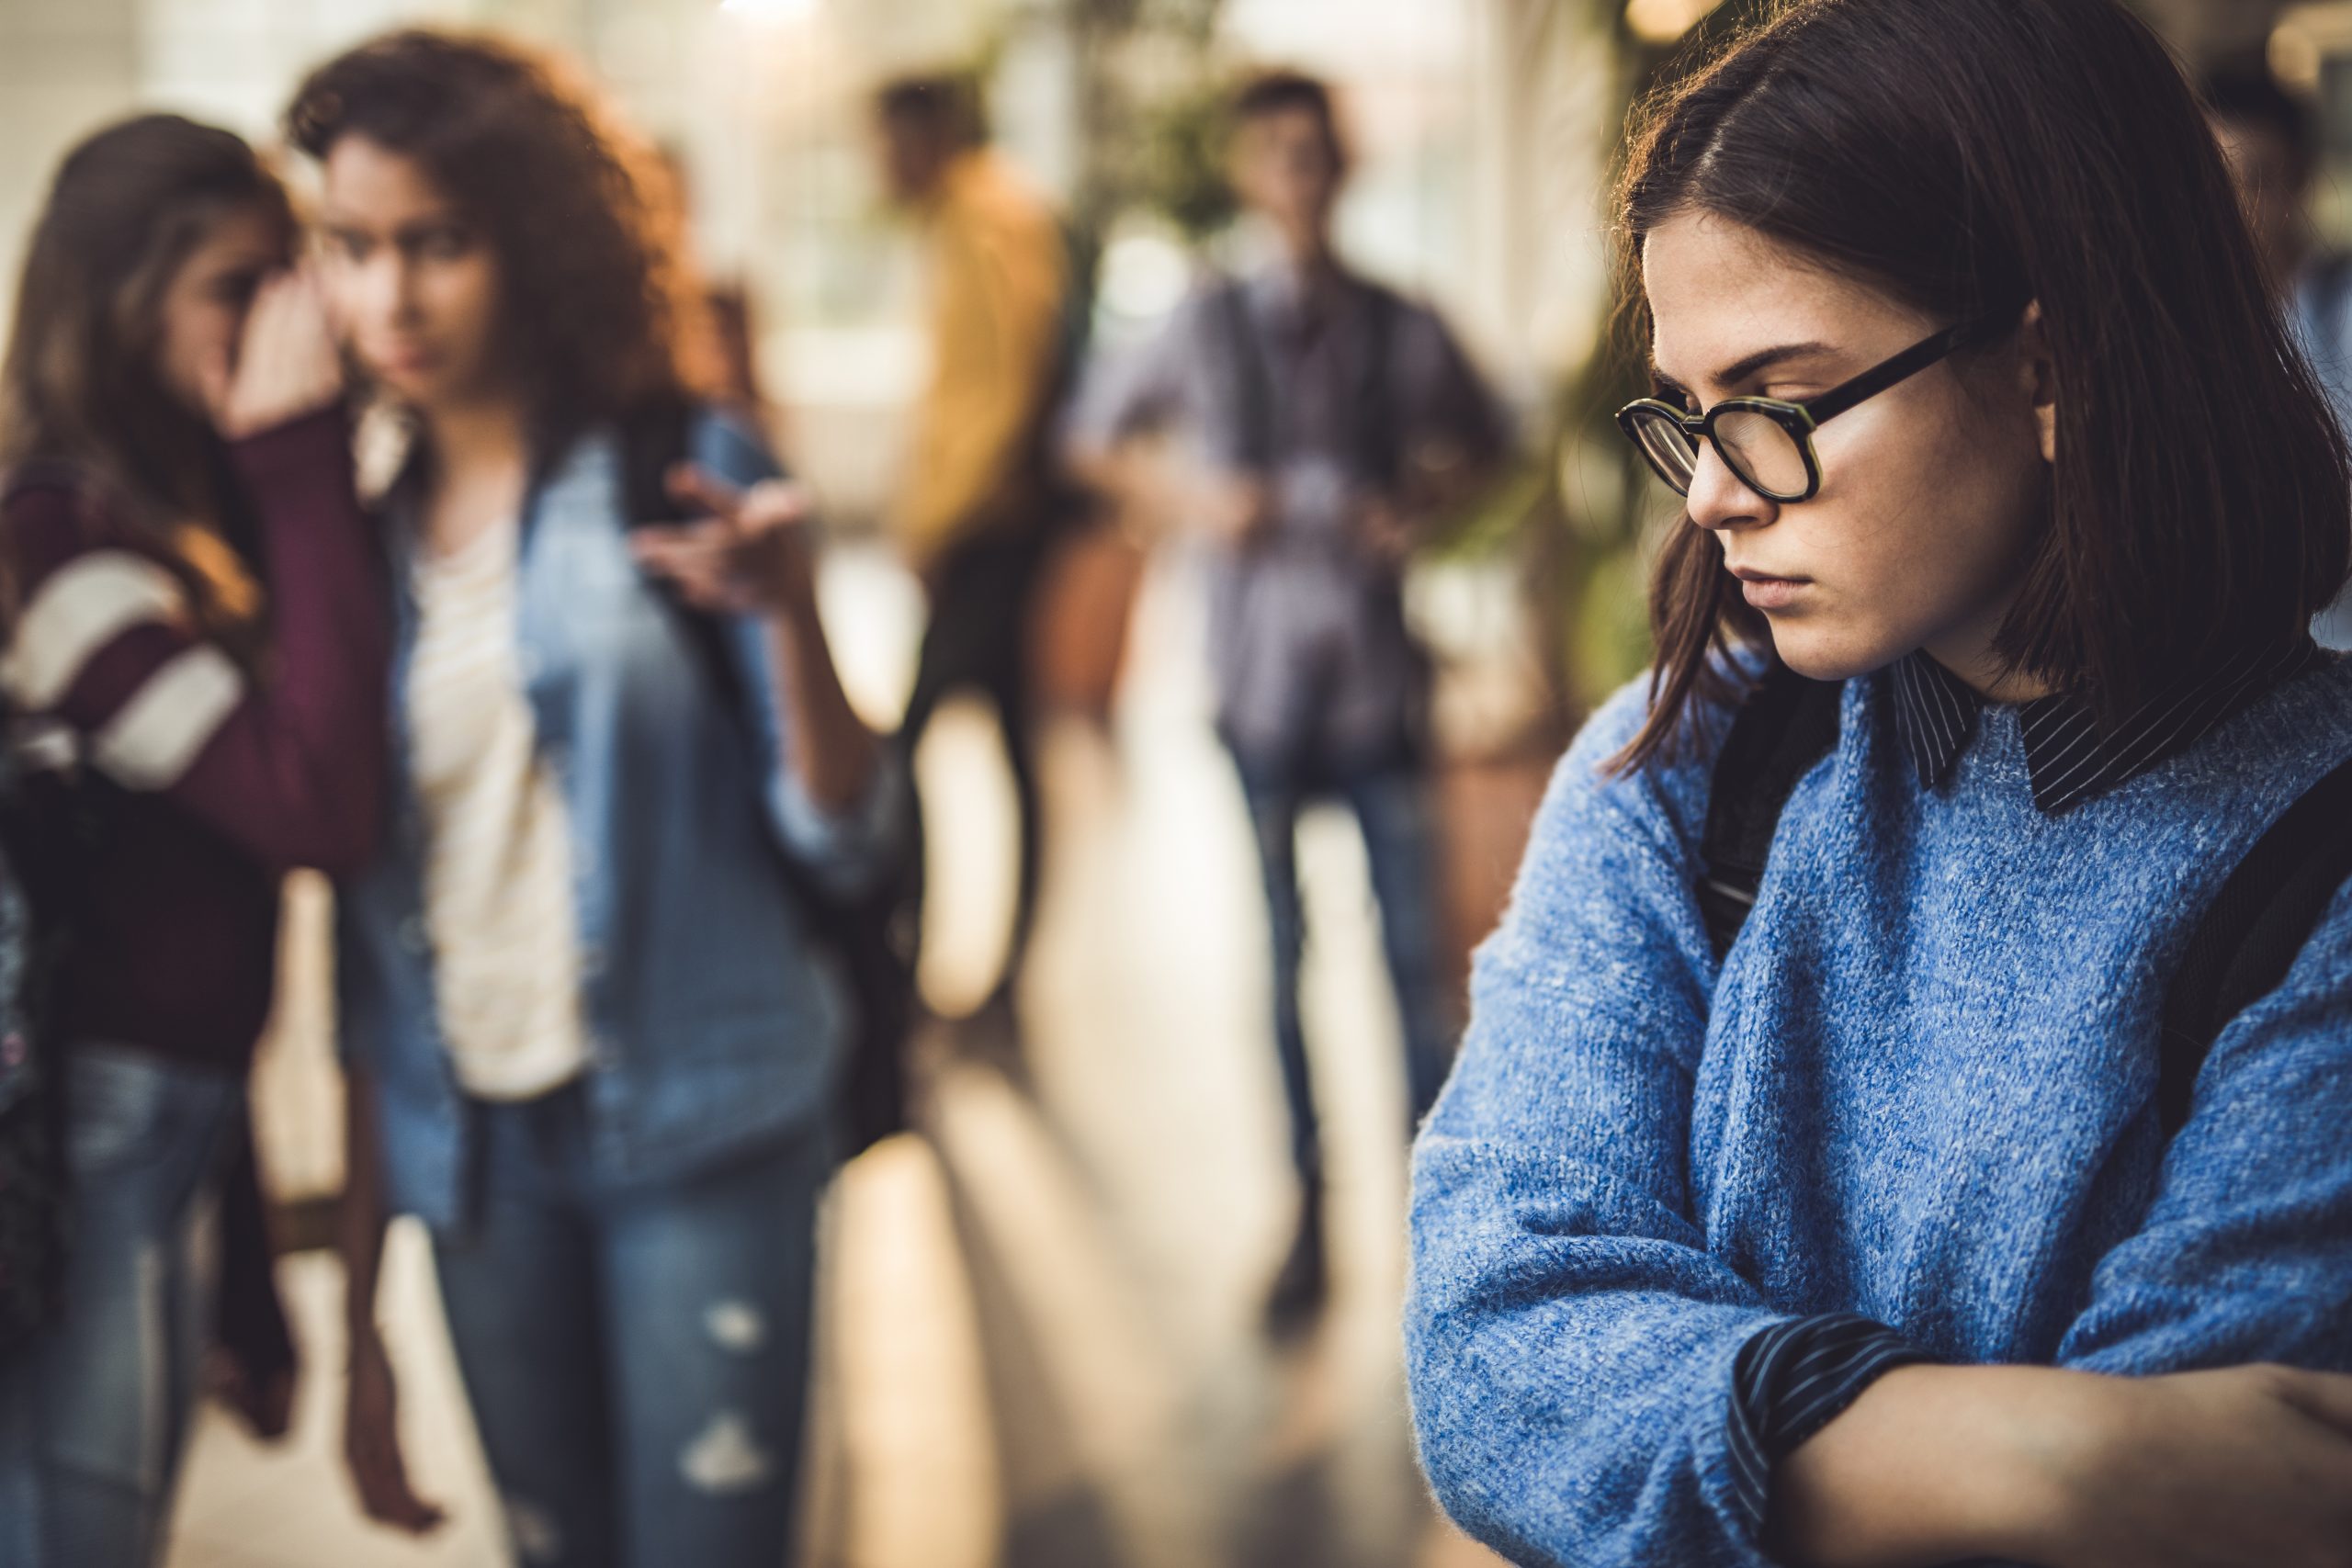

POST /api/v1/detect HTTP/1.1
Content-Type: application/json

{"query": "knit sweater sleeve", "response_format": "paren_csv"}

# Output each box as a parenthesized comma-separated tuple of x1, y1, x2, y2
(0, 407, 389, 875)
(2054, 874, 2352, 1376)
(1405, 679, 1793, 1568)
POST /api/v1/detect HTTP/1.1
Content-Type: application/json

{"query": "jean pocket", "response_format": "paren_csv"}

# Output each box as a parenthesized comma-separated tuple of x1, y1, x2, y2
(63, 1045, 178, 1177)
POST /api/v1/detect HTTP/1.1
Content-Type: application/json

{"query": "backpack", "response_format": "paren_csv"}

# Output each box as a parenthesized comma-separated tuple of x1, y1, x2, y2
(617, 404, 924, 1159)
(1699, 661, 2352, 1140)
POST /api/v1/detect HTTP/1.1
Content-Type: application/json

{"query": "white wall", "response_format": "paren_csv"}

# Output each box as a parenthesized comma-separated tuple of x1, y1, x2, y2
(0, 0, 141, 318)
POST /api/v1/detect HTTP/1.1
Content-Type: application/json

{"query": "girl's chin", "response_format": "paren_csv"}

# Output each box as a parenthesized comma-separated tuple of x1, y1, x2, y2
(367, 368, 432, 402)
(1768, 626, 1896, 685)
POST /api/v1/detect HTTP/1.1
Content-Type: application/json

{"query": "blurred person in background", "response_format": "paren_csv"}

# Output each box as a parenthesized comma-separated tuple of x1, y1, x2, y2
(287, 31, 896, 1568)
(1409, 2, 2352, 1564)
(0, 115, 389, 1567)
(1067, 70, 1510, 1327)
(876, 73, 1073, 1033)
(2205, 66, 2352, 649)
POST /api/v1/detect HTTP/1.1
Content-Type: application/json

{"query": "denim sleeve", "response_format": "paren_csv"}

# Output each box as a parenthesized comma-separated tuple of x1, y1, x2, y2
(1406, 680, 1793, 1568)
(693, 411, 905, 898)
(2055, 876, 2352, 1377)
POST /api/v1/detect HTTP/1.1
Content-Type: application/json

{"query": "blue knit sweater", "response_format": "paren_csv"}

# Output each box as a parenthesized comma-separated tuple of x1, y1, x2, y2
(1405, 655, 2352, 1567)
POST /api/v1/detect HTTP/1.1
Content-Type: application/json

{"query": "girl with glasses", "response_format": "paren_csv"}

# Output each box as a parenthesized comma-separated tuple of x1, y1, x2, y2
(1406, 2, 2352, 1565)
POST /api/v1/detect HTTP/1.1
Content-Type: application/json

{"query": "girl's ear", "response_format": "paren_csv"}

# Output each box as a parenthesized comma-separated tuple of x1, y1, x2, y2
(2018, 300, 2058, 465)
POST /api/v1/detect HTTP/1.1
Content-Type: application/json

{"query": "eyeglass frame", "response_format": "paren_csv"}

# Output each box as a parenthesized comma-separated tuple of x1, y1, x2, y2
(1615, 311, 2013, 504)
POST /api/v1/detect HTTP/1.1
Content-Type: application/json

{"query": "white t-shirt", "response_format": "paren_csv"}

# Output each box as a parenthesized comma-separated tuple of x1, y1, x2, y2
(406, 518, 591, 1100)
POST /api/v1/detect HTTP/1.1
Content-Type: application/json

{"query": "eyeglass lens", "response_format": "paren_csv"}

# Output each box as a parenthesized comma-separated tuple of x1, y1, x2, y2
(1625, 405, 1810, 501)
(1627, 409, 1699, 495)
(1709, 408, 1811, 499)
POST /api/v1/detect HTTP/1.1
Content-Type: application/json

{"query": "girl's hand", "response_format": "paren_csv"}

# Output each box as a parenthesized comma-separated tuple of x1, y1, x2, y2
(1200, 474, 1272, 547)
(2025, 1364, 2352, 1568)
(207, 1343, 296, 1442)
(1354, 494, 1423, 567)
(1774, 1362, 2352, 1568)
(628, 466, 819, 619)
(344, 1325, 447, 1536)
(204, 266, 344, 440)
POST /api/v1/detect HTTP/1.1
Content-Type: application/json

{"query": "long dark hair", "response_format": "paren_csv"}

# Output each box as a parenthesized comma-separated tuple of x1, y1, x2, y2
(285, 29, 706, 449)
(1610, 0, 2351, 773)
(0, 114, 290, 635)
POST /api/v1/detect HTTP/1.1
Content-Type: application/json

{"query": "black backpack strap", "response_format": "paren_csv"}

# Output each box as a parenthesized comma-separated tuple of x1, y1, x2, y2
(618, 396, 695, 531)
(617, 398, 765, 745)
(2155, 750, 2352, 1135)
(1216, 276, 1278, 474)
(1699, 664, 1845, 959)
(1354, 283, 1403, 493)
(614, 400, 820, 887)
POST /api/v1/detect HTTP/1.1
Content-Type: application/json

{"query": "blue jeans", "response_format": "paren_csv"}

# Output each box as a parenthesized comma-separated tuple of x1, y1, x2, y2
(0, 1044, 245, 1568)
(1230, 752, 1457, 1189)
(430, 1086, 829, 1568)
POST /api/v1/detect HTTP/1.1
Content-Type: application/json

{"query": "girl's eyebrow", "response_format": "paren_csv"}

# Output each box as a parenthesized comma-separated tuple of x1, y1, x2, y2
(1712, 341, 1836, 389)
(1652, 342, 1839, 400)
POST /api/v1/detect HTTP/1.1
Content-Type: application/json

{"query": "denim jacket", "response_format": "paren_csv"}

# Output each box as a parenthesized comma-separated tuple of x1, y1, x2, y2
(336, 411, 898, 1231)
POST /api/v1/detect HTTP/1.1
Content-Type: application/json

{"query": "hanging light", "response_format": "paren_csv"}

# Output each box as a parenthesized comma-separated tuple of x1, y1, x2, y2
(720, 0, 818, 19)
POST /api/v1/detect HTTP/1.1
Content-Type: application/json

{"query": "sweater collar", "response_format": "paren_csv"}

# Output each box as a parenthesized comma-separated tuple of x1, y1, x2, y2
(1887, 640, 2322, 815)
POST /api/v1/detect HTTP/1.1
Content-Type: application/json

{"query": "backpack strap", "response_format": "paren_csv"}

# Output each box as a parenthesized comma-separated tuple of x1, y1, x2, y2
(618, 396, 696, 533)
(1354, 283, 1403, 493)
(1699, 664, 1845, 959)
(1216, 276, 1278, 475)
(617, 398, 764, 742)
(614, 400, 816, 890)
(2154, 750, 2352, 1134)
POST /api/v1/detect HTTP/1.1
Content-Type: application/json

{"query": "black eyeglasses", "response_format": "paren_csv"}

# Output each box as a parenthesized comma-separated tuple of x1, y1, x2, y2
(1616, 314, 2009, 504)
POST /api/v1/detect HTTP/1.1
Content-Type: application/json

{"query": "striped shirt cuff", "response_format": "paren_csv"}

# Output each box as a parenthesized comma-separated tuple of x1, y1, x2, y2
(1724, 1314, 1936, 1536)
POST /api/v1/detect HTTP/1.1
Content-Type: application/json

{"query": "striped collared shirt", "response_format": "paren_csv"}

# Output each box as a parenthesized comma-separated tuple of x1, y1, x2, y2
(1889, 639, 2324, 814)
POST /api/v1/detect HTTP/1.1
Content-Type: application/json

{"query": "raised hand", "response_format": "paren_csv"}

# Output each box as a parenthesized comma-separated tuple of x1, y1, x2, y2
(628, 465, 820, 619)
(202, 265, 345, 440)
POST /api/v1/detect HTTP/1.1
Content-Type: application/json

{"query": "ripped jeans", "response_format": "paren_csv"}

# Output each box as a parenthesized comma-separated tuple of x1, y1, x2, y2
(431, 1085, 828, 1568)
(0, 1043, 244, 1568)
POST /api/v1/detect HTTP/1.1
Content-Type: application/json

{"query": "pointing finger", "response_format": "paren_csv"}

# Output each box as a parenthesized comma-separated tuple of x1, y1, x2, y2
(664, 462, 743, 525)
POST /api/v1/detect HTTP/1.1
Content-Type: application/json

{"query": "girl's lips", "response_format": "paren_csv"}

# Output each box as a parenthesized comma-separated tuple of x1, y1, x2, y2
(369, 342, 438, 378)
(1738, 576, 1809, 611)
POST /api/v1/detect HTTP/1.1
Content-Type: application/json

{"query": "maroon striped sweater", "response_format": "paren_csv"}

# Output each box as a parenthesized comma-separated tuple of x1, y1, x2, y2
(0, 407, 389, 1070)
